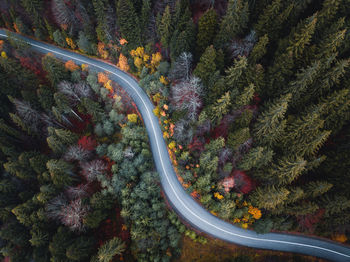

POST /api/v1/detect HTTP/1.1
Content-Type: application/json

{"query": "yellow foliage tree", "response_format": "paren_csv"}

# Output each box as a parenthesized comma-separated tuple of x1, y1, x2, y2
(127, 114, 138, 123)
(105, 80, 113, 93)
(214, 192, 224, 200)
(160, 75, 168, 85)
(117, 53, 130, 72)
(66, 37, 76, 49)
(81, 64, 89, 71)
(65, 60, 79, 71)
(150, 52, 162, 73)
(153, 106, 160, 117)
(168, 141, 176, 150)
(1, 51, 7, 59)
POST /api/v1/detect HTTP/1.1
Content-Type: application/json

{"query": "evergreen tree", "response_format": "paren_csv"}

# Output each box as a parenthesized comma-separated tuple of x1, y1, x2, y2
(214, 0, 249, 48)
(250, 186, 290, 210)
(196, 9, 218, 57)
(46, 159, 76, 187)
(265, 156, 307, 185)
(157, 5, 172, 50)
(305, 181, 333, 198)
(42, 54, 69, 87)
(249, 34, 269, 64)
(97, 237, 126, 262)
(210, 92, 231, 123)
(237, 147, 274, 170)
(253, 93, 291, 147)
(225, 56, 248, 88)
(116, 0, 141, 48)
(66, 236, 95, 261)
(193, 45, 217, 88)
(92, 0, 109, 43)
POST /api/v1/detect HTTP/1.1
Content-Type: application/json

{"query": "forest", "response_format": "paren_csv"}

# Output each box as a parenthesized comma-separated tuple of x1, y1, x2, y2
(0, 0, 350, 261)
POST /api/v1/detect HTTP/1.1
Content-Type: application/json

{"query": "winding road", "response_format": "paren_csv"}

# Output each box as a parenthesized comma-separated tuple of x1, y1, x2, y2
(1, 29, 350, 262)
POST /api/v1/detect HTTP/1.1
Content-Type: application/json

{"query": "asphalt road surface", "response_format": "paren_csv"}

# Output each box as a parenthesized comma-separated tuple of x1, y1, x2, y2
(1, 29, 350, 262)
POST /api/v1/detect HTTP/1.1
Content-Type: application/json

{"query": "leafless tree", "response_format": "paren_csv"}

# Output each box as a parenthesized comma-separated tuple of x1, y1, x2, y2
(64, 145, 92, 162)
(46, 193, 67, 220)
(52, 0, 80, 33)
(61, 198, 89, 232)
(173, 119, 194, 145)
(169, 52, 193, 81)
(228, 30, 257, 59)
(81, 160, 108, 182)
(171, 76, 203, 121)
(65, 184, 90, 200)
(219, 148, 233, 166)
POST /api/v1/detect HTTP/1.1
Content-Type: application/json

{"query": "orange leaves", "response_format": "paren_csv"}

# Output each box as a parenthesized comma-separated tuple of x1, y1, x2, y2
(119, 38, 128, 45)
(214, 192, 224, 200)
(65, 60, 79, 71)
(97, 42, 109, 59)
(117, 53, 130, 72)
(66, 37, 76, 49)
(332, 234, 347, 243)
(98, 72, 109, 85)
(13, 23, 20, 33)
(248, 206, 262, 220)
(0, 40, 4, 49)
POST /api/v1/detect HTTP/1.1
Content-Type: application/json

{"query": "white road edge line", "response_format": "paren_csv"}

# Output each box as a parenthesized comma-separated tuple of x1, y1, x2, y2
(1, 32, 349, 259)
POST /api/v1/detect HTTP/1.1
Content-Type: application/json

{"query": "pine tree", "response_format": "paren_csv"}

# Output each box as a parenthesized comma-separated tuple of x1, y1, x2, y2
(54, 129, 79, 145)
(286, 14, 318, 59)
(249, 34, 269, 64)
(265, 156, 307, 185)
(227, 127, 250, 151)
(210, 92, 231, 123)
(305, 181, 333, 198)
(157, 5, 172, 50)
(196, 9, 218, 56)
(253, 93, 291, 147)
(66, 236, 95, 261)
(193, 45, 217, 88)
(254, 0, 293, 42)
(46, 159, 75, 187)
(97, 237, 126, 262)
(250, 185, 289, 210)
(169, 19, 196, 61)
(214, 0, 249, 48)
(232, 83, 255, 109)
(117, 0, 141, 48)
(92, 0, 109, 43)
(237, 147, 274, 170)
(225, 56, 248, 88)
(42, 54, 69, 87)
(140, 0, 151, 42)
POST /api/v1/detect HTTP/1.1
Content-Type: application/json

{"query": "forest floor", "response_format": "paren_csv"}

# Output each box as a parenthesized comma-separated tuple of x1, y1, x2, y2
(175, 236, 329, 262)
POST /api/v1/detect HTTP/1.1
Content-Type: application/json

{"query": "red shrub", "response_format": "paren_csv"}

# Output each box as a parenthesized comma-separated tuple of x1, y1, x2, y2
(232, 170, 255, 194)
(188, 136, 205, 153)
(297, 208, 325, 233)
(78, 136, 97, 151)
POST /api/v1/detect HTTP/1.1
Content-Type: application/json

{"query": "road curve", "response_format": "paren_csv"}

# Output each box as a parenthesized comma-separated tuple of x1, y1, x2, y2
(1, 30, 350, 262)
